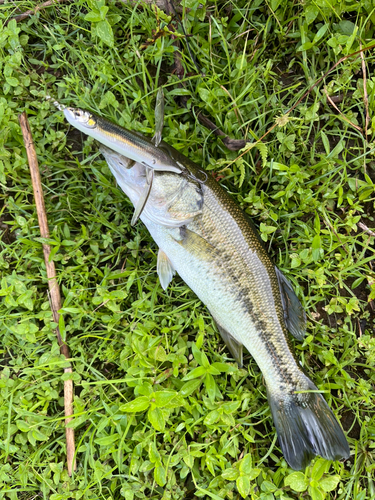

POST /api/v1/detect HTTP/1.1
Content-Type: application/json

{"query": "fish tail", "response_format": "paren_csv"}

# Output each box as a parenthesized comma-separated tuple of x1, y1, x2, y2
(268, 379, 350, 470)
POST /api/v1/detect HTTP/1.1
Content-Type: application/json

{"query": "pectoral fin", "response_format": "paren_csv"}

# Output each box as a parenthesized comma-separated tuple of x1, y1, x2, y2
(131, 169, 154, 226)
(157, 249, 176, 290)
(172, 226, 217, 260)
(275, 267, 306, 341)
(213, 317, 243, 367)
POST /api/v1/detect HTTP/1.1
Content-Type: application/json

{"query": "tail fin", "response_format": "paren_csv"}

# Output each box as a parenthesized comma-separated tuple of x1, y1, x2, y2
(268, 385, 350, 470)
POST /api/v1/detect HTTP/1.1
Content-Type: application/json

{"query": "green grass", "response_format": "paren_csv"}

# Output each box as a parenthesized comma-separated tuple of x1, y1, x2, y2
(1, 0, 375, 498)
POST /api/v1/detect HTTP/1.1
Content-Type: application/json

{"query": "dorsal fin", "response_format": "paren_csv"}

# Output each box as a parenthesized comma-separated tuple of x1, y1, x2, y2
(275, 267, 306, 341)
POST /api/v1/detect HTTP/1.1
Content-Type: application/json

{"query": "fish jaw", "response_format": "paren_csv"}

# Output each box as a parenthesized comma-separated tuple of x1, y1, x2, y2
(101, 146, 203, 228)
(100, 145, 147, 208)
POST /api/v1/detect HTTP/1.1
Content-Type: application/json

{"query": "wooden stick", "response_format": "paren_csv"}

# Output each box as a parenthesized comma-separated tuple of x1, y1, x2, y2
(9, 0, 170, 24)
(18, 112, 76, 476)
(358, 221, 375, 237)
(229, 41, 375, 167)
(7, 0, 68, 23)
(323, 87, 363, 133)
(195, 109, 247, 150)
(360, 43, 370, 137)
(179, 95, 247, 151)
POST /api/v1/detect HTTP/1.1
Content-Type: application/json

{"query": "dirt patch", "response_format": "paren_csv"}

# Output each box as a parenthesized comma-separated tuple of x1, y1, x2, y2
(341, 410, 361, 439)
(0, 199, 16, 245)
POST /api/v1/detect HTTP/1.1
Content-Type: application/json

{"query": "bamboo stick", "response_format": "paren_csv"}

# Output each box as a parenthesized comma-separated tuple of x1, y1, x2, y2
(18, 111, 76, 476)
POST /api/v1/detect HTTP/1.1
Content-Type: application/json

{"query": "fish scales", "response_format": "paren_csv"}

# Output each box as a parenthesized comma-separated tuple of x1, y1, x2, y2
(154, 176, 300, 388)
(98, 136, 350, 470)
(141, 148, 301, 386)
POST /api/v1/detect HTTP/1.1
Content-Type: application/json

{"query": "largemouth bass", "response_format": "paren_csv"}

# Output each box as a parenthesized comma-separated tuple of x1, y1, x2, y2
(99, 140, 350, 470)
(62, 107, 182, 174)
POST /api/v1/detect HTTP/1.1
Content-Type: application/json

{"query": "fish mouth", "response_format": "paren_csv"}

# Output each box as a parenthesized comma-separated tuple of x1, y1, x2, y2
(100, 145, 147, 195)
(99, 144, 117, 157)
(99, 145, 135, 170)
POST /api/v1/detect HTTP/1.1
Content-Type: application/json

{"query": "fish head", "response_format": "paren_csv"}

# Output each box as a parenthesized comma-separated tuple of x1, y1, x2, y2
(64, 107, 97, 129)
(101, 145, 203, 227)
(100, 145, 147, 206)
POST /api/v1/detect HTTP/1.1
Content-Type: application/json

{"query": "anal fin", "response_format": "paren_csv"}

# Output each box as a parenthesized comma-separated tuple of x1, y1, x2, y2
(157, 249, 176, 290)
(213, 317, 243, 367)
(275, 267, 306, 341)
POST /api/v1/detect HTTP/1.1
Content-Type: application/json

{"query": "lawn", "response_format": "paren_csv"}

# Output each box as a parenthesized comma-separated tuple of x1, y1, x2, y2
(0, 0, 375, 499)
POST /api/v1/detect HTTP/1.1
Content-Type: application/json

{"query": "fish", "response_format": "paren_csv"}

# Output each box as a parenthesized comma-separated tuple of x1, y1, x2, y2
(62, 107, 182, 174)
(99, 138, 350, 470)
